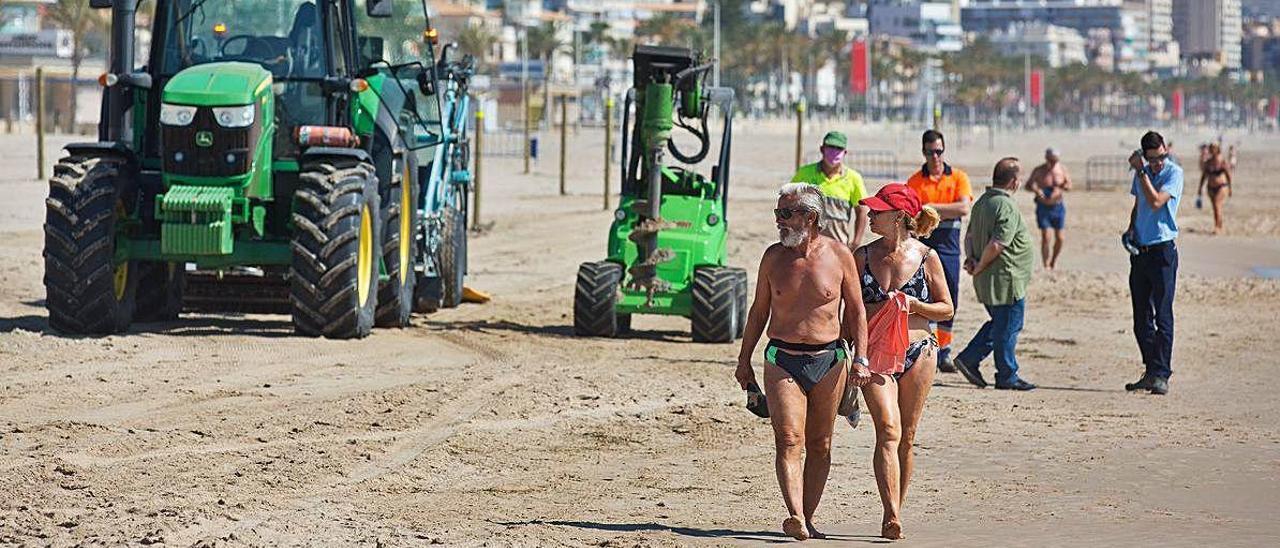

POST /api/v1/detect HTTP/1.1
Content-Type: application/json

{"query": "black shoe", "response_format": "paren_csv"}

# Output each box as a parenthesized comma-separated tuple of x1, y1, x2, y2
(951, 356, 987, 388)
(1125, 374, 1156, 392)
(937, 354, 957, 373)
(995, 379, 1037, 391)
(1148, 376, 1168, 395)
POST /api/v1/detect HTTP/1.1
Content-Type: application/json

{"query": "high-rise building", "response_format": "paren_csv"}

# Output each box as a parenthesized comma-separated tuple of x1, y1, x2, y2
(869, 1, 963, 53)
(960, 0, 1154, 71)
(1243, 0, 1280, 19)
(1173, 0, 1242, 69)
(1144, 0, 1181, 71)
(988, 22, 1089, 67)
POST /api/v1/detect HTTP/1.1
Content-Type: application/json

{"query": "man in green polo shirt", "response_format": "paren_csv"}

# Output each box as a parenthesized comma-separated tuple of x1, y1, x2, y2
(791, 131, 868, 247)
(952, 157, 1037, 391)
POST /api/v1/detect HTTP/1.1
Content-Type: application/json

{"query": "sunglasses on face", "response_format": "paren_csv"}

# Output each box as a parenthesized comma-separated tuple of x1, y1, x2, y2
(1144, 153, 1168, 162)
(774, 207, 804, 220)
(924, 148, 945, 156)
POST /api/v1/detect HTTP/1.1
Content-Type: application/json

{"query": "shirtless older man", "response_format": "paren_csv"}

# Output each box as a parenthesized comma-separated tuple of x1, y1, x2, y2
(1025, 148, 1073, 270)
(736, 183, 871, 540)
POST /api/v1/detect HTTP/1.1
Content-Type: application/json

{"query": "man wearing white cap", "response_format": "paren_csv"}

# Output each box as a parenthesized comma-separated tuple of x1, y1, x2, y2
(1025, 147, 1073, 270)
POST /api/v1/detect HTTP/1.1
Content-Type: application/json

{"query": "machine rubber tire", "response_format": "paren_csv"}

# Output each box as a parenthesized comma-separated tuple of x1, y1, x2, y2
(730, 267, 748, 339)
(43, 156, 138, 335)
(691, 266, 739, 343)
(439, 202, 466, 309)
(290, 161, 382, 339)
(375, 154, 418, 327)
(574, 261, 624, 337)
(134, 262, 185, 322)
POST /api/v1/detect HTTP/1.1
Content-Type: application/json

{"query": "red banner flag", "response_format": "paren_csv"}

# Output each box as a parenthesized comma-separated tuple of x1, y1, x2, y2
(1029, 70, 1043, 107)
(851, 39, 869, 95)
(1171, 88, 1184, 120)
(1270, 96, 1279, 119)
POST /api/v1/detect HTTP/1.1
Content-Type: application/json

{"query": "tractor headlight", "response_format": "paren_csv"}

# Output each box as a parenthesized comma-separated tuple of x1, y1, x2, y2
(613, 209, 626, 221)
(159, 103, 197, 126)
(212, 104, 255, 128)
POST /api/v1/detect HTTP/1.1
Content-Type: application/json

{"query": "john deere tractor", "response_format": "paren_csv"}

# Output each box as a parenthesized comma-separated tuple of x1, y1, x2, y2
(44, 0, 473, 338)
(573, 46, 747, 342)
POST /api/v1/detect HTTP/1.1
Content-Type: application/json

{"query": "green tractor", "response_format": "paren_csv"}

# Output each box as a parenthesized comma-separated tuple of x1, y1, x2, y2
(573, 46, 747, 342)
(44, 0, 473, 338)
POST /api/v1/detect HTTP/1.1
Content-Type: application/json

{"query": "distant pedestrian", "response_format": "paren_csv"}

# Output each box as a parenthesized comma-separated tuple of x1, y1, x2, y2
(1025, 147, 1073, 270)
(906, 130, 972, 373)
(952, 158, 1037, 391)
(791, 131, 869, 248)
(1124, 131, 1183, 395)
(1196, 143, 1232, 235)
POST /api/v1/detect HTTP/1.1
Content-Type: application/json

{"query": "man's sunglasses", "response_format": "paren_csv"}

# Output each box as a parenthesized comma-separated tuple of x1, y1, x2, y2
(774, 207, 805, 220)
(924, 148, 945, 156)
(1143, 153, 1168, 162)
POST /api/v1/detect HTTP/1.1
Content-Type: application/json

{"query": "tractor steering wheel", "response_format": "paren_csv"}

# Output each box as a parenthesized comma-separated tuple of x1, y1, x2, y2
(219, 35, 294, 76)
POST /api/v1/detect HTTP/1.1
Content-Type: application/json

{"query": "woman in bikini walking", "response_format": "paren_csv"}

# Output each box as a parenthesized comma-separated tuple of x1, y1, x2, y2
(1198, 143, 1233, 235)
(854, 184, 953, 539)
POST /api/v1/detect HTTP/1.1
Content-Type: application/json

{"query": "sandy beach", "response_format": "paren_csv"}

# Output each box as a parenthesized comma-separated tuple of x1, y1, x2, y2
(1, 121, 1278, 546)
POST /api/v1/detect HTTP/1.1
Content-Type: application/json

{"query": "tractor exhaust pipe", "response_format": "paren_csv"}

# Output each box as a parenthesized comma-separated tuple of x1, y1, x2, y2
(104, 0, 139, 142)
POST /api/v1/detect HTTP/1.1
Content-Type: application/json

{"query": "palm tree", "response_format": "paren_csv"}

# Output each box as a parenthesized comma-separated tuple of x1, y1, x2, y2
(525, 22, 563, 65)
(457, 24, 495, 68)
(43, 0, 109, 132)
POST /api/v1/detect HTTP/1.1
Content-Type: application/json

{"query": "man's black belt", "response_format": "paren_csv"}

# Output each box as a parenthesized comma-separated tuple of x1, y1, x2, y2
(1136, 240, 1174, 253)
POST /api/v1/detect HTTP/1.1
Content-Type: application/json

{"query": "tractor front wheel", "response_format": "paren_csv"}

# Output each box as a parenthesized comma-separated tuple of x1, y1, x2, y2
(691, 267, 740, 343)
(290, 160, 382, 339)
(43, 156, 137, 335)
(574, 261, 624, 337)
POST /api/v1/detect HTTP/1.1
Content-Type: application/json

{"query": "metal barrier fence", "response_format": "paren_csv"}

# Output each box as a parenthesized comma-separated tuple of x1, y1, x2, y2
(1085, 154, 1133, 191)
(848, 150, 901, 183)
(480, 129, 531, 157)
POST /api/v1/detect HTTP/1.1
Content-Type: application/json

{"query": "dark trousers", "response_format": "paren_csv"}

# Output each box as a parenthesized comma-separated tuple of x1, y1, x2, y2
(1129, 242, 1178, 379)
(957, 299, 1026, 386)
(920, 227, 961, 360)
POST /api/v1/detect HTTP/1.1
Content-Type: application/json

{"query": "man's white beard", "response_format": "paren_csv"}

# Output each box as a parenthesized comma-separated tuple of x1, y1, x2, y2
(780, 227, 808, 248)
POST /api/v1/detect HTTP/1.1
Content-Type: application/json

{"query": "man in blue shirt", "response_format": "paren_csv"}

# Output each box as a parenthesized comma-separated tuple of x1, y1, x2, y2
(1124, 131, 1182, 395)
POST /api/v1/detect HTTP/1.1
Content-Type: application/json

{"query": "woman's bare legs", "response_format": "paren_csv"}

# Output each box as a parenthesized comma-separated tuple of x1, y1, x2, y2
(1210, 185, 1228, 234)
(862, 374, 903, 539)
(896, 347, 937, 508)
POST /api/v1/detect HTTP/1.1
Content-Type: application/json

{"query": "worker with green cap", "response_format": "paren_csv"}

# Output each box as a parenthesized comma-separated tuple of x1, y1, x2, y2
(790, 130, 869, 247)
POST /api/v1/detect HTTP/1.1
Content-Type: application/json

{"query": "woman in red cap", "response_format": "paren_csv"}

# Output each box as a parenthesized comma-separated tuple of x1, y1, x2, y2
(855, 183, 953, 539)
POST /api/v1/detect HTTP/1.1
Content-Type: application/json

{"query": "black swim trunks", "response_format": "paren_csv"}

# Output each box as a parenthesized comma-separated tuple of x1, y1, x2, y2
(765, 339, 846, 393)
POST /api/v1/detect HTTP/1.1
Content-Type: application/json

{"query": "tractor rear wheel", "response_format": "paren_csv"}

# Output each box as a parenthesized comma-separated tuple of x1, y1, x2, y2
(439, 201, 466, 309)
(375, 154, 418, 327)
(574, 261, 624, 337)
(43, 156, 137, 334)
(691, 267, 739, 343)
(135, 262, 185, 322)
(290, 160, 382, 339)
